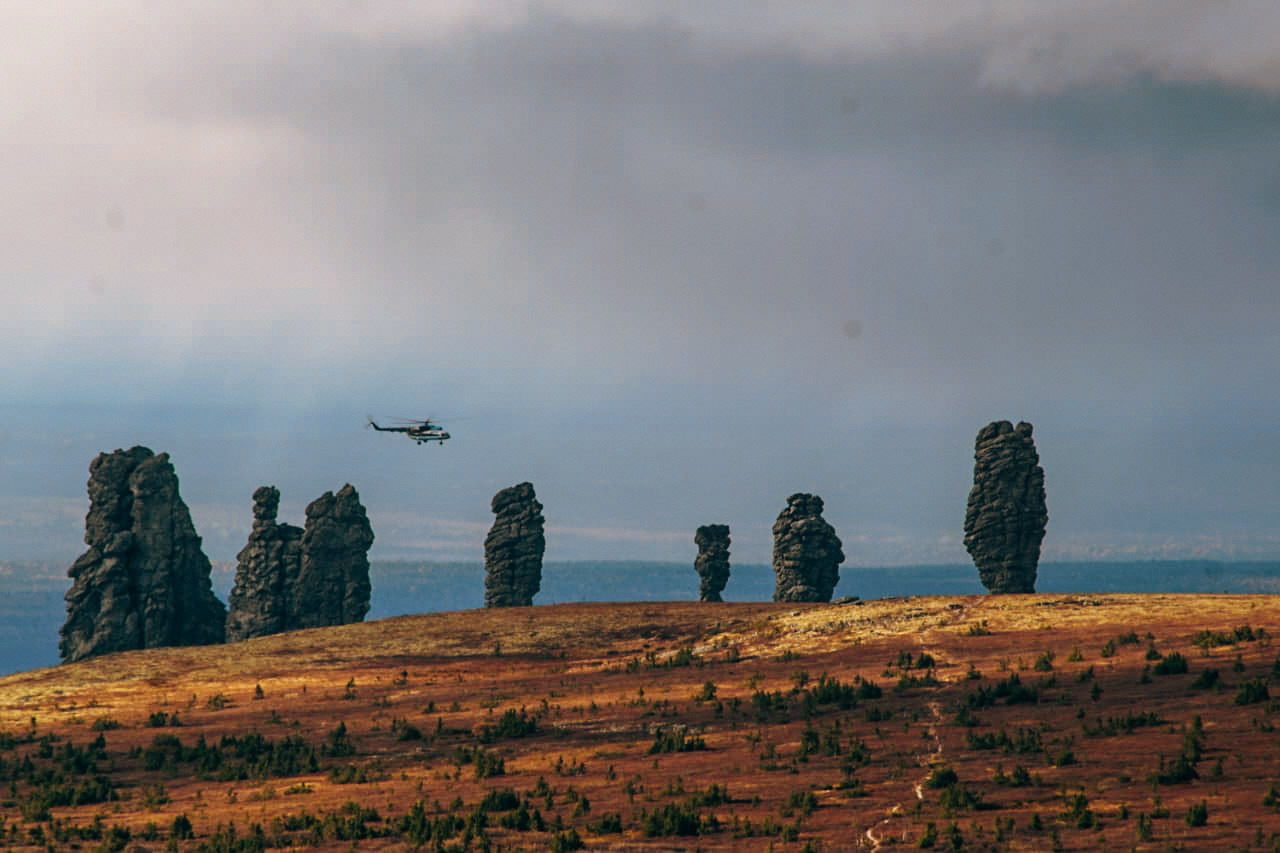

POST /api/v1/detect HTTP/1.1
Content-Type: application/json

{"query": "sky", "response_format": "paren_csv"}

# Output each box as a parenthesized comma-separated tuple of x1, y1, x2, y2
(2, 1, 1279, 568)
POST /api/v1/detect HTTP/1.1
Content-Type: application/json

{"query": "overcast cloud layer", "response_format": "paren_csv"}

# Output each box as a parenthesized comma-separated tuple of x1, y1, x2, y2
(2, 2, 1278, 568)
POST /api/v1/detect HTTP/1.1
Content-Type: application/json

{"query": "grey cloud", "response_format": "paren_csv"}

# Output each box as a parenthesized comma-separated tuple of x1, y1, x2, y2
(27, 8, 1273, 412)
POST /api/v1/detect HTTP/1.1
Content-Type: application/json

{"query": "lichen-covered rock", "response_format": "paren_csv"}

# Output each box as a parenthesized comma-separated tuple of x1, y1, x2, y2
(484, 482, 545, 607)
(963, 420, 1048, 594)
(694, 524, 731, 602)
(60, 447, 226, 663)
(225, 486, 302, 642)
(772, 493, 844, 603)
(292, 484, 375, 630)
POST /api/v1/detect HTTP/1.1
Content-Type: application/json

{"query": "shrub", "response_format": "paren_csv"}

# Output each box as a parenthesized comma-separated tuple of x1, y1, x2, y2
(1235, 678, 1270, 705)
(1049, 746, 1076, 767)
(140, 783, 170, 809)
(1150, 754, 1198, 785)
(473, 749, 506, 779)
(938, 782, 982, 814)
(1191, 668, 1220, 689)
(325, 722, 356, 757)
(964, 673, 1038, 709)
(993, 764, 1035, 787)
(171, 813, 194, 840)
(782, 789, 818, 818)
(1186, 800, 1208, 827)
(665, 647, 698, 668)
(391, 717, 423, 741)
(1264, 784, 1280, 811)
(1153, 652, 1188, 675)
(1083, 710, 1163, 737)
(589, 813, 623, 834)
(642, 799, 721, 837)
(925, 766, 959, 789)
(478, 708, 538, 743)
(329, 761, 386, 784)
(498, 802, 534, 830)
(550, 827, 584, 851)
(649, 728, 706, 754)
(1062, 791, 1096, 829)
(476, 788, 520, 813)
(895, 672, 940, 691)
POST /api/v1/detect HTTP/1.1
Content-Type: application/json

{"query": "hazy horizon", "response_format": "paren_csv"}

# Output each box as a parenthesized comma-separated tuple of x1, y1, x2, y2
(3, 2, 1278, 568)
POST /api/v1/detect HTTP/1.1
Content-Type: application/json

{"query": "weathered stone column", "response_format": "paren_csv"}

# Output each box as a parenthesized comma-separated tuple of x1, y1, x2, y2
(771, 493, 844, 603)
(694, 524, 731, 602)
(484, 482, 545, 607)
(963, 420, 1048, 594)
(226, 486, 302, 642)
(293, 484, 375, 629)
(60, 447, 225, 663)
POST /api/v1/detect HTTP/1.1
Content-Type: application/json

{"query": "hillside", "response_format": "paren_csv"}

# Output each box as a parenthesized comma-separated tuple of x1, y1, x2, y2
(0, 594, 1277, 850)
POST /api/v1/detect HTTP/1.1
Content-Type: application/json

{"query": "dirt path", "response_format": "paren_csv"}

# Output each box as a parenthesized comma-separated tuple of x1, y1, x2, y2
(863, 649, 946, 849)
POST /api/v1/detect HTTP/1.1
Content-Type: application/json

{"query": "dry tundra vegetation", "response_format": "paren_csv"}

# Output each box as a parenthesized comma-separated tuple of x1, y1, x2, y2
(0, 594, 1278, 851)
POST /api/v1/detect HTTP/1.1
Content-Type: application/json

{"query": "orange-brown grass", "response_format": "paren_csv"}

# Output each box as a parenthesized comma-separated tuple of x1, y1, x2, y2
(0, 594, 1278, 850)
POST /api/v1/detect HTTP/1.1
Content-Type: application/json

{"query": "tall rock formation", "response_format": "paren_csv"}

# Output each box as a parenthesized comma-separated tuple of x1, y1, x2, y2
(694, 524, 731, 602)
(60, 447, 226, 663)
(294, 484, 375, 630)
(484, 482, 545, 607)
(963, 420, 1048, 594)
(772, 493, 844, 603)
(226, 483, 373, 640)
(225, 486, 302, 642)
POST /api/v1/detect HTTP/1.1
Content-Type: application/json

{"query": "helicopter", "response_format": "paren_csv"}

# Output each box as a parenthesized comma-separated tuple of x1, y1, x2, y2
(367, 416, 451, 445)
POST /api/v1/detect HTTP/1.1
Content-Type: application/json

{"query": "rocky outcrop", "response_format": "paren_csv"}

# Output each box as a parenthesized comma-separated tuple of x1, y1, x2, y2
(293, 484, 375, 630)
(694, 524, 731, 602)
(60, 447, 226, 663)
(225, 483, 373, 640)
(963, 420, 1048, 594)
(225, 486, 302, 642)
(484, 482, 545, 607)
(772, 493, 844, 602)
